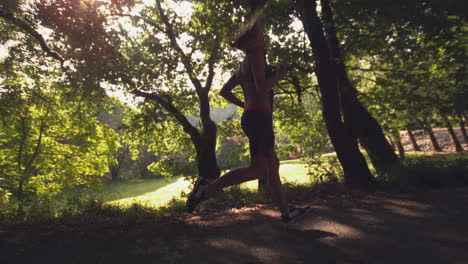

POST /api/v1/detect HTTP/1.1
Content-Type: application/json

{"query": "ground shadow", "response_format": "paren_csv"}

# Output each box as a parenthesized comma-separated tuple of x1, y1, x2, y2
(0, 214, 345, 264)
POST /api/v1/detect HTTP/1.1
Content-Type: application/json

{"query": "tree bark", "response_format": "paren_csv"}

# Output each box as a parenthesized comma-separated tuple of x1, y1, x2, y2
(394, 133, 405, 160)
(423, 125, 442, 152)
(443, 116, 464, 152)
(407, 128, 421, 151)
(320, 0, 400, 176)
(387, 136, 396, 151)
(192, 117, 221, 181)
(110, 165, 120, 181)
(297, 0, 374, 188)
(457, 115, 468, 144)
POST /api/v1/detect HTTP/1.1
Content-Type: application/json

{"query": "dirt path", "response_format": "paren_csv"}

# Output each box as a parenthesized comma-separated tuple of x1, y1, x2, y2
(1, 186, 467, 264)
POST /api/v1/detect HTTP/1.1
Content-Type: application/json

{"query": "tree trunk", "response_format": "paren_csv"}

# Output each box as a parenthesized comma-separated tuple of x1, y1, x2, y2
(394, 133, 405, 160)
(153, 0, 222, 183)
(443, 116, 464, 152)
(297, 0, 374, 188)
(321, 0, 400, 177)
(457, 115, 468, 144)
(193, 120, 221, 181)
(387, 136, 396, 151)
(320, 0, 400, 177)
(424, 125, 442, 152)
(407, 128, 421, 151)
(110, 165, 120, 181)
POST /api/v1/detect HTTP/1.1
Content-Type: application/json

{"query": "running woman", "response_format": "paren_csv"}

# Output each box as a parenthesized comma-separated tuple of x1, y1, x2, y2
(187, 12, 309, 223)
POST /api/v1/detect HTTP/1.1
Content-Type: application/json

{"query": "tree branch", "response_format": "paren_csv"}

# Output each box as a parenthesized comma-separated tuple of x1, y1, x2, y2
(131, 87, 200, 139)
(154, 0, 203, 92)
(108, 13, 166, 33)
(347, 66, 390, 73)
(23, 108, 48, 174)
(0, 10, 65, 67)
(204, 56, 216, 92)
(17, 115, 28, 171)
(348, 74, 378, 84)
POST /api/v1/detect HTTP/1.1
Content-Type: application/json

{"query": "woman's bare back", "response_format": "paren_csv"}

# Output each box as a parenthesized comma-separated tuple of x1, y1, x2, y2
(236, 57, 272, 111)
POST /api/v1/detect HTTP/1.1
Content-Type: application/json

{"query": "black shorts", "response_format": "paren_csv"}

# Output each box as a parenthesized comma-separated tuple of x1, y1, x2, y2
(241, 109, 275, 157)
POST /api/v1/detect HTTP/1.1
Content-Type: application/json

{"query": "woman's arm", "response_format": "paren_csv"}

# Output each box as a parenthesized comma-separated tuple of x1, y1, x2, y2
(220, 74, 244, 108)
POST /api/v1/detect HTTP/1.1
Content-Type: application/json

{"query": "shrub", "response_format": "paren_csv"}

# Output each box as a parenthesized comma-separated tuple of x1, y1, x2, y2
(306, 156, 344, 184)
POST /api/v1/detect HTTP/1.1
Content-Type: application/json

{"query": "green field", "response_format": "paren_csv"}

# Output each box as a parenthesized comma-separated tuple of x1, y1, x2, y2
(103, 159, 310, 207)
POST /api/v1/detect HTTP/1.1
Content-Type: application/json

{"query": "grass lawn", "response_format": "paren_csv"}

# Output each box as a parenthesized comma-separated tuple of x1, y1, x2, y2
(103, 177, 191, 208)
(103, 159, 310, 207)
(103, 152, 468, 208)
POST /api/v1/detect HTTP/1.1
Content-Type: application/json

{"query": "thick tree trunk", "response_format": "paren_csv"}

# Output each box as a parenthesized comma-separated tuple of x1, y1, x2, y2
(424, 125, 443, 152)
(320, 0, 400, 177)
(443, 117, 464, 152)
(110, 165, 120, 181)
(407, 128, 421, 151)
(193, 120, 221, 181)
(196, 90, 221, 181)
(297, 0, 374, 188)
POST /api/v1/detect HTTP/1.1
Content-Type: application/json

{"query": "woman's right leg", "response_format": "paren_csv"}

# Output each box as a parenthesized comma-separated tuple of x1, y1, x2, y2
(207, 156, 267, 195)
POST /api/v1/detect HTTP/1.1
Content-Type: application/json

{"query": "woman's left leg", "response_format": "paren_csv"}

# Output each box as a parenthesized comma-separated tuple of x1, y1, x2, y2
(207, 155, 267, 195)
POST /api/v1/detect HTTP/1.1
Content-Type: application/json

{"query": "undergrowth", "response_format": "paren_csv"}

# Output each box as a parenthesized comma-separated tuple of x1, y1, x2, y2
(400, 153, 468, 187)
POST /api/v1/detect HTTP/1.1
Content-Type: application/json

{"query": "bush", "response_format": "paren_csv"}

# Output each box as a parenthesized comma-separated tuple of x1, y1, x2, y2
(306, 156, 344, 184)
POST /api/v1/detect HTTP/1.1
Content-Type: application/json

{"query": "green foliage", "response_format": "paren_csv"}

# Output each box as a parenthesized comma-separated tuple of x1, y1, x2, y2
(124, 106, 197, 180)
(275, 94, 329, 159)
(0, 83, 119, 219)
(98, 99, 161, 180)
(306, 156, 344, 184)
(148, 153, 195, 179)
(216, 137, 247, 170)
(334, 0, 468, 137)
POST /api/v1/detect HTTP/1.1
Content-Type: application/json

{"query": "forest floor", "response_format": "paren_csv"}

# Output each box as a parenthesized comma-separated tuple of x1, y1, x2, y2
(1, 128, 467, 264)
